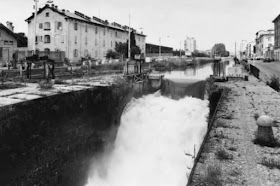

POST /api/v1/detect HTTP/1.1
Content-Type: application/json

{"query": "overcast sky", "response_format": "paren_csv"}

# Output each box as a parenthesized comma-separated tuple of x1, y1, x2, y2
(0, 0, 280, 52)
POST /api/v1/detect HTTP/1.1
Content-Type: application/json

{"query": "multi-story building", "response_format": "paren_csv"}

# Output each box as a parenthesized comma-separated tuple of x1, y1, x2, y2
(0, 22, 18, 66)
(184, 36, 196, 56)
(255, 29, 274, 59)
(273, 15, 280, 61)
(25, 4, 146, 62)
(245, 41, 256, 59)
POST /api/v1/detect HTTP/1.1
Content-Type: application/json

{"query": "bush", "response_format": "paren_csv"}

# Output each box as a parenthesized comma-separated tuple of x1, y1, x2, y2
(197, 164, 222, 186)
(267, 75, 280, 91)
(215, 147, 233, 160)
(106, 50, 119, 59)
(38, 80, 53, 90)
(260, 158, 280, 170)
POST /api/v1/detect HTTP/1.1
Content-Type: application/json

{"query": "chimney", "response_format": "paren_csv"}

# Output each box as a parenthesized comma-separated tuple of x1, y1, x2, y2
(6, 21, 14, 32)
(55, 6, 58, 9)
(46, 4, 49, 7)
(51, 4, 54, 7)
(62, 9, 65, 12)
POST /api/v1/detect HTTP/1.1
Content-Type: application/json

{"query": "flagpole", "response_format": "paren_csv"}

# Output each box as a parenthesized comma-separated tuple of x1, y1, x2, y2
(128, 14, 131, 59)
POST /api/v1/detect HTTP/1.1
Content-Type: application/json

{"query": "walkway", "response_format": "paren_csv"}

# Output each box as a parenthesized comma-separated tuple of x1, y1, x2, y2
(190, 73, 280, 185)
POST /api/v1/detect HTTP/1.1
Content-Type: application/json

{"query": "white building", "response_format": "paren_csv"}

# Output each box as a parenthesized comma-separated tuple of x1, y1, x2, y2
(25, 4, 146, 62)
(184, 36, 196, 56)
(245, 41, 256, 59)
(255, 29, 274, 59)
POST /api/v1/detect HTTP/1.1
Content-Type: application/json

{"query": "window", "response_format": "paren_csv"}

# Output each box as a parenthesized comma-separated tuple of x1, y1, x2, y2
(103, 28, 106, 36)
(74, 49, 78, 57)
(44, 22, 51, 30)
(85, 37, 88, 45)
(85, 25, 88, 33)
(74, 22, 78, 30)
(115, 31, 117, 37)
(84, 50, 88, 57)
(111, 41, 112, 47)
(39, 23, 43, 29)
(44, 35, 50, 43)
(56, 22, 62, 31)
(95, 38, 98, 45)
(46, 12, 49, 17)
(95, 27, 98, 34)
(44, 48, 50, 53)
(103, 39, 105, 46)
(75, 36, 77, 44)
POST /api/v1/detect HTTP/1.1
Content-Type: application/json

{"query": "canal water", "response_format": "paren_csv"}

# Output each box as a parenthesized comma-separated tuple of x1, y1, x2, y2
(86, 60, 234, 186)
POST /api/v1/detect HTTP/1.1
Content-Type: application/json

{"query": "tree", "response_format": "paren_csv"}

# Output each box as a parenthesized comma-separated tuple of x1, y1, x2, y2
(106, 49, 118, 59)
(130, 31, 141, 59)
(115, 42, 128, 59)
(212, 43, 229, 57)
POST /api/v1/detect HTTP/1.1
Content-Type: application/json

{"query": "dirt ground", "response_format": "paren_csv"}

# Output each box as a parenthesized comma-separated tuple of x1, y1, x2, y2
(190, 74, 280, 186)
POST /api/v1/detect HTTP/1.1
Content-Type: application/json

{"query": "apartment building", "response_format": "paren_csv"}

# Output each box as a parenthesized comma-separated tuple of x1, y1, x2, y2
(255, 29, 274, 59)
(273, 15, 280, 61)
(25, 4, 146, 62)
(184, 36, 196, 56)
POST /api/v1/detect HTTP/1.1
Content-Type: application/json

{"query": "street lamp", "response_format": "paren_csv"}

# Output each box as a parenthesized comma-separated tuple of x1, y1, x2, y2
(33, 0, 53, 54)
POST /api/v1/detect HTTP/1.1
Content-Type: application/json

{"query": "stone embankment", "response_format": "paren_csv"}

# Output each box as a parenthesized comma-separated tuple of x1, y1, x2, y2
(189, 74, 280, 185)
(0, 76, 133, 186)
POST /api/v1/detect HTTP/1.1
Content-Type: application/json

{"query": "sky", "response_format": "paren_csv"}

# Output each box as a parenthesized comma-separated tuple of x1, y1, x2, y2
(0, 0, 280, 53)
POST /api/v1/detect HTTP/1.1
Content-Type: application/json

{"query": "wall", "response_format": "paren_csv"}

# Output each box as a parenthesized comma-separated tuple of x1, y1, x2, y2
(0, 27, 17, 65)
(0, 84, 132, 186)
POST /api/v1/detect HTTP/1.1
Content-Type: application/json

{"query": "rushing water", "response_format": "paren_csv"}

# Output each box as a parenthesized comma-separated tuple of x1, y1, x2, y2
(86, 60, 233, 186)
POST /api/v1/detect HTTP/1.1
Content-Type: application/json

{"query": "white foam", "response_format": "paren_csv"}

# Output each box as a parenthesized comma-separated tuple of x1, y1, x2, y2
(86, 93, 209, 186)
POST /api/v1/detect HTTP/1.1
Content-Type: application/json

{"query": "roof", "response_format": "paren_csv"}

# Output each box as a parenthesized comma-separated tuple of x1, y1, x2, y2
(273, 14, 280, 23)
(0, 23, 17, 39)
(25, 5, 146, 37)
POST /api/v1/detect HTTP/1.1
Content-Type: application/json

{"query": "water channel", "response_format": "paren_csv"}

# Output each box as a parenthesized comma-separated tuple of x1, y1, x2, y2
(86, 60, 235, 186)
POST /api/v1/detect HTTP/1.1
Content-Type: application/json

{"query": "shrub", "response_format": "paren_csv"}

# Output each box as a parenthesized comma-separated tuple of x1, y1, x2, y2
(54, 79, 67, 84)
(215, 147, 233, 160)
(38, 80, 53, 90)
(267, 75, 280, 92)
(106, 50, 119, 59)
(197, 164, 222, 186)
(260, 158, 280, 170)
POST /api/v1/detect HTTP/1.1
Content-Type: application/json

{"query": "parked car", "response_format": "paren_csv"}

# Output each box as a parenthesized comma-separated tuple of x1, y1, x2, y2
(263, 58, 271, 63)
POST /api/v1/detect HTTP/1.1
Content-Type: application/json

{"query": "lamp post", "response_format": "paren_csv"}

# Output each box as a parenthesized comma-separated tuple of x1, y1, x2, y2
(33, 0, 53, 54)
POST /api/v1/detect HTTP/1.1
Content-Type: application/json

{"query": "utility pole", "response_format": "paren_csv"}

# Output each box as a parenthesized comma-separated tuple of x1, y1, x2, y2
(33, 0, 38, 54)
(159, 37, 161, 58)
(235, 42, 236, 57)
(179, 41, 182, 57)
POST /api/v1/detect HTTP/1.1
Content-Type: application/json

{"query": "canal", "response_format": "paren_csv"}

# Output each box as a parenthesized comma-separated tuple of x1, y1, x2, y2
(85, 60, 234, 186)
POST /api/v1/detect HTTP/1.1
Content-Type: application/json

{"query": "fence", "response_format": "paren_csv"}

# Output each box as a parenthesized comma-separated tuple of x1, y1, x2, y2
(15, 51, 65, 63)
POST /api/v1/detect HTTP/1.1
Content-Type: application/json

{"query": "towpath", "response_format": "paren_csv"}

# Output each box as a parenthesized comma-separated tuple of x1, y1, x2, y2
(190, 73, 280, 185)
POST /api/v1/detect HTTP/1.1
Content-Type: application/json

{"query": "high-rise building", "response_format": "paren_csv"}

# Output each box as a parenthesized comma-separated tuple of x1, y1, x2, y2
(184, 36, 196, 56)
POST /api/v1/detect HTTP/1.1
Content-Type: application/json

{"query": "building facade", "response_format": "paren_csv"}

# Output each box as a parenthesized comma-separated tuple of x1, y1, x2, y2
(145, 43, 173, 57)
(246, 41, 256, 59)
(25, 4, 146, 62)
(0, 23, 18, 66)
(273, 15, 280, 61)
(184, 36, 196, 56)
(255, 29, 274, 59)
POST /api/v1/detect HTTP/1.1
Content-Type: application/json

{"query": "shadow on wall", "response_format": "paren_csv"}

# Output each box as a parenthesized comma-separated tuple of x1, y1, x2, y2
(161, 79, 206, 100)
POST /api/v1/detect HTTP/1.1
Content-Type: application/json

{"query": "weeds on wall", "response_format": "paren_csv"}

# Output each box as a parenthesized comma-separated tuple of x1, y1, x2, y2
(215, 147, 233, 160)
(267, 75, 280, 92)
(260, 157, 280, 170)
(197, 164, 223, 186)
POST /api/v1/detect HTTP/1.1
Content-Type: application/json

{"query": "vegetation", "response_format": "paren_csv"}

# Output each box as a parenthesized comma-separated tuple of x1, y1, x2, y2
(212, 43, 230, 57)
(192, 50, 210, 57)
(172, 50, 185, 56)
(38, 80, 54, 90)
(197, 164, 222, 186)
(106, 50, 119, 59)
(215, 147, 233, 160)
(91, 62, 125, 71)
(260, 158, 280, 170)
(267, 75, 280, 92)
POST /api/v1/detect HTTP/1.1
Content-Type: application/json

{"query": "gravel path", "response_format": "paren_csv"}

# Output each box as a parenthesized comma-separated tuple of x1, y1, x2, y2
(190, 74, 280, 186)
